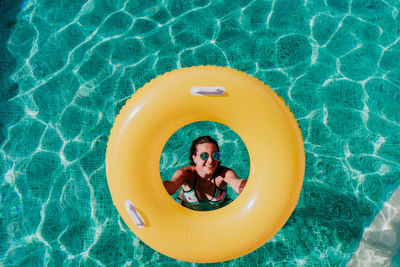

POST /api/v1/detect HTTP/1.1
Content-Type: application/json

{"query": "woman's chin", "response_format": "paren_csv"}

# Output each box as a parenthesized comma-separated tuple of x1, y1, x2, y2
(197, 166, 216, 176)
(203, 167, 216, 174)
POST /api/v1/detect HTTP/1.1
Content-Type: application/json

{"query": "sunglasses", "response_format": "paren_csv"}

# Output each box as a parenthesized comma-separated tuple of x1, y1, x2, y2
(198, 152, 220, 161)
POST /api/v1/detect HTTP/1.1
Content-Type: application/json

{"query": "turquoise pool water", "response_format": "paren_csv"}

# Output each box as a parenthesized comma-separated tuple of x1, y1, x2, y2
(1, 0, 400, 265)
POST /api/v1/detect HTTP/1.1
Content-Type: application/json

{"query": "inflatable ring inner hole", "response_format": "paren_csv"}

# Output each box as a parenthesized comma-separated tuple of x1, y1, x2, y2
(159, 120, 250, 210)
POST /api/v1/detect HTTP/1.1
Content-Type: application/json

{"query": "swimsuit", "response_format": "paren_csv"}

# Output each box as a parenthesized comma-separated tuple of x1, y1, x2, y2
(178, 173, 230, 211)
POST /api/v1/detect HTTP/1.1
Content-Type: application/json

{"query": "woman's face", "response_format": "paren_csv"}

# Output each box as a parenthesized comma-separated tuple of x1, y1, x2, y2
(192, 142, 219, 177)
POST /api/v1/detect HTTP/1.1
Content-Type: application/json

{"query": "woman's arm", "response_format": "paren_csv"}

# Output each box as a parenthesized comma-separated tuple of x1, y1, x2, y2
(223, 169, 247, 194)
(163, 169, 187, 195)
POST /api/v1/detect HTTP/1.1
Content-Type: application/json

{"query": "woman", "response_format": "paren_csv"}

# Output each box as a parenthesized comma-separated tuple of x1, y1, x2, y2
(163, 136, 247, 211)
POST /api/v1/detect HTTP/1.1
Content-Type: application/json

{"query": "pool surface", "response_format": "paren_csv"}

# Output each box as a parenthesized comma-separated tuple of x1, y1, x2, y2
(1, 0, 400, 266)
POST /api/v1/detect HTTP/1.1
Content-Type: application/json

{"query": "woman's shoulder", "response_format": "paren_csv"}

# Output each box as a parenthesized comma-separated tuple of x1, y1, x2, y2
(216, 165, 232, 176)
(177, 165, 195, 188)
(179, 165, 196, 174)
(214, 166, 231, 188)
(175, 165, 195, 181)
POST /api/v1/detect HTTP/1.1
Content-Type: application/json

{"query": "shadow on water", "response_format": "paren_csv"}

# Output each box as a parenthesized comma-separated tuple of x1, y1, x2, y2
(0, 0, 24, 145)
(0, 0, 24, 99)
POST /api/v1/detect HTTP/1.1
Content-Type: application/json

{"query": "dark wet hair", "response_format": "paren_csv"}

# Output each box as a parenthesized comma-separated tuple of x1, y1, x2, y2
(189, 136, 220, 166)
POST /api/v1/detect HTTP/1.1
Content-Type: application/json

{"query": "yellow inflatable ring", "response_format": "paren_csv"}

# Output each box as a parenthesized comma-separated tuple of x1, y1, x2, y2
(106, 66, 305, 263)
